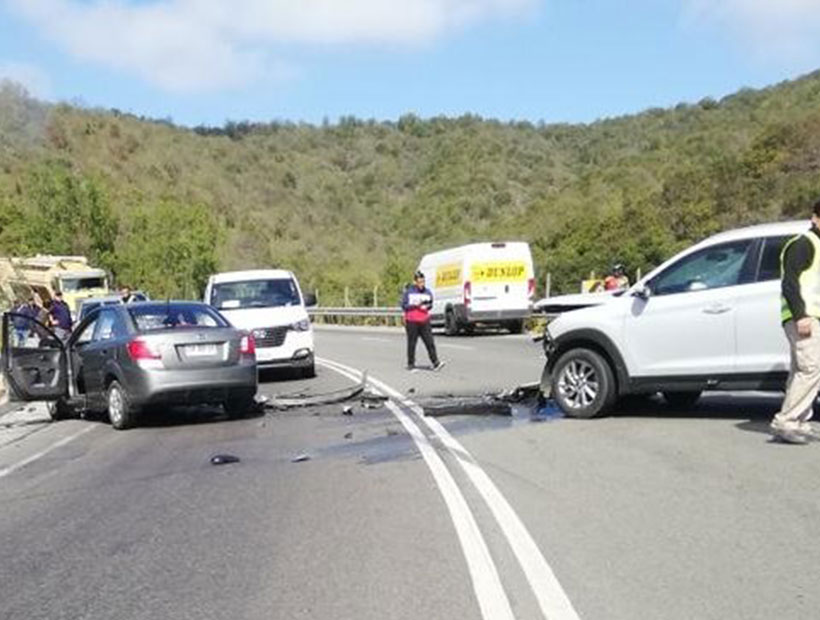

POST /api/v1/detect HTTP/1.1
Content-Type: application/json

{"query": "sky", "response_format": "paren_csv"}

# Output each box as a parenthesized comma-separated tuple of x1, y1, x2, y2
(2, 0, 820, 127)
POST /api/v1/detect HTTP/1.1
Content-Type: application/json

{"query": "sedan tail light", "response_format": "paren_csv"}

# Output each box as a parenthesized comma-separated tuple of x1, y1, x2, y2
(240, 334, 256, 357)
(127, 339, 161, 361)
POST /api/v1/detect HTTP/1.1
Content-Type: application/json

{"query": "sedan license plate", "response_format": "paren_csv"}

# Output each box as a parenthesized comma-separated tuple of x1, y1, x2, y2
(185, 343, 218, 357)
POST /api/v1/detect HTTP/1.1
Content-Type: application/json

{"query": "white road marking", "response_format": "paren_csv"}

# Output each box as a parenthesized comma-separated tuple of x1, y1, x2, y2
(318, 358, 516, 620)
(319, 356, 582, 620)
(0, 424, 96, 479)
(361, 337, 394, 343)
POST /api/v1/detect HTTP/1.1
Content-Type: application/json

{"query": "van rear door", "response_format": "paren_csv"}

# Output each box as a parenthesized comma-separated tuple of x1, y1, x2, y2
(467, 243, 534, 314)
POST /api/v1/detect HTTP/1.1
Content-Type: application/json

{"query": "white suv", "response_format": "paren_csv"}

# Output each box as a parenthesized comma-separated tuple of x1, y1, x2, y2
(541, 220, 807, 418)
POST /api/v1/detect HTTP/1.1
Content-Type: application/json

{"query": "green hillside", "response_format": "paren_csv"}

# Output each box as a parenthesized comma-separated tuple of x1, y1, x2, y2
(2, 70, 820, 303)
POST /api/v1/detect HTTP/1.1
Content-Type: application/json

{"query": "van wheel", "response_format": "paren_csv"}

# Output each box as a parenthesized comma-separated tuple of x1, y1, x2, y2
(662, 391, 702, 409)
(507, 319, 525, 334)
(444, 310, 459, 336)
(107, 380, 136, 430)
(552, 348, 616, 419)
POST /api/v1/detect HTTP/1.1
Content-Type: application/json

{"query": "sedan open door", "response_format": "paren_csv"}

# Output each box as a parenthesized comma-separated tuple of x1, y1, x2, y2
(2, 312, 68, 401)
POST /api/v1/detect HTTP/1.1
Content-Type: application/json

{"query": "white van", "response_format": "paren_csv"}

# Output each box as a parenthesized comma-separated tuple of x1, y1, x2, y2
(417, 242, 535, 335)
(204, 270, 316, 377)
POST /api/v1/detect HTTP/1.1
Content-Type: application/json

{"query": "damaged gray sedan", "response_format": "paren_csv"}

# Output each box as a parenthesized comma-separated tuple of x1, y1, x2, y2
(2, 302, 258, 430)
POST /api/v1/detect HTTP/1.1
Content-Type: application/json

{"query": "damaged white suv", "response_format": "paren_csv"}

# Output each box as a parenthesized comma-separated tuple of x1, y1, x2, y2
(541, 220, 807, 418)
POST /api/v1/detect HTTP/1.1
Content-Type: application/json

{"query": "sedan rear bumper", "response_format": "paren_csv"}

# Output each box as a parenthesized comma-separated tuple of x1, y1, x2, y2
(124, 363, 258, 407)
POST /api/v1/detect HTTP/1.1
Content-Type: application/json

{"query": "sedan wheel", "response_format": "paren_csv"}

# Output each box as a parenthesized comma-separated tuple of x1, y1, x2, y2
(107, 380, 135, 430)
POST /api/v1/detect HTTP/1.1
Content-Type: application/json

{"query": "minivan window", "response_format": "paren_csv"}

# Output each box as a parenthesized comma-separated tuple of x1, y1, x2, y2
(650, 240, 754, 296)
(757, 235, 791, 282)
(210, 279, 301, 310)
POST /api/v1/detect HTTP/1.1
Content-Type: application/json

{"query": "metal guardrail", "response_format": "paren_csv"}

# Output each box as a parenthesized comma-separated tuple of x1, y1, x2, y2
(309, 306, 403, 318)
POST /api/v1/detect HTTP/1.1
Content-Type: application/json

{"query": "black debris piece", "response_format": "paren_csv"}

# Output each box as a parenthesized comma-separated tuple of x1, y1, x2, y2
(267, 372, 368, 409)
(421, 396, 512, 417)
(210, 454, 240, 466)
(291, 453, 311, 463)
(342, 405, 354, 416)
(344, 432, 353, 440)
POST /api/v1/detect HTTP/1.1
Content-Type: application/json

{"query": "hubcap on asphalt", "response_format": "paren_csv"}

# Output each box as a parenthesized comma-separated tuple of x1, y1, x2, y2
(557, 360, 599, 409)
(109, 387, 123, 424)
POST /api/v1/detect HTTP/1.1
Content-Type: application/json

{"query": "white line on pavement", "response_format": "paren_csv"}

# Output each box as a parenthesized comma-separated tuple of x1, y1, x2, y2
(318, 358, 516, 620)
(361, 337, 394, 343)
(318, 356, 582, 620)
(0, 424, 96, 480)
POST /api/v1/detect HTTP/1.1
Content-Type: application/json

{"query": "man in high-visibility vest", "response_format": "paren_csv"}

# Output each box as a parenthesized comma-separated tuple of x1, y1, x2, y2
(772, 201, 820, 444)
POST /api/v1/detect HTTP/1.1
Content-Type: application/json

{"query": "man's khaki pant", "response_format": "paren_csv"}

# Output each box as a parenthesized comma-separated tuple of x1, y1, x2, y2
(773, 319, 820, 431)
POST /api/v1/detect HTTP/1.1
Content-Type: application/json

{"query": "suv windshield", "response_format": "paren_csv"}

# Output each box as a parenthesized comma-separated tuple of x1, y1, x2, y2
(211, 279, 301, 310)
(129, 303, 228, 331)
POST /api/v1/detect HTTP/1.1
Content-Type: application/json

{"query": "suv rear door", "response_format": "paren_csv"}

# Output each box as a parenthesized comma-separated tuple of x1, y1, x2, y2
(1, 312, 68, 401)
(733, 234, 792, 381)
(625, 239, 756, 378)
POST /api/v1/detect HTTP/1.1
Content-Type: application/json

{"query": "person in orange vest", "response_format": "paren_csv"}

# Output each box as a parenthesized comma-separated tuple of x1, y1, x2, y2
(604, 264, 630, 291)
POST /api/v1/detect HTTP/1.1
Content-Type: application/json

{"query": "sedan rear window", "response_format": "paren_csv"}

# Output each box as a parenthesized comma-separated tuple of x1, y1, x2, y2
(129, 304, 228, 331)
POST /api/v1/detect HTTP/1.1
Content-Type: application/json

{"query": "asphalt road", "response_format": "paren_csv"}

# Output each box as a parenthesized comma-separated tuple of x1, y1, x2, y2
(2, 326, 820, 620)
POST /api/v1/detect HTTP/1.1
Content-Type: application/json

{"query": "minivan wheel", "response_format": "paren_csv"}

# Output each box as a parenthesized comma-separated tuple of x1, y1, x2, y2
(444, 309, 459, 336)
(662, 391, 702, 410)
(507, 319, 525, 335)
(552, 348, 617, 419)
(107, 380, 135, 430)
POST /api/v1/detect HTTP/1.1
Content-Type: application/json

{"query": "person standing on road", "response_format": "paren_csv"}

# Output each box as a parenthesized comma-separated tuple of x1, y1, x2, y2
(772, 200, 820, 444)
(402, 271, 444, 371)
(49, 291, 72, 340)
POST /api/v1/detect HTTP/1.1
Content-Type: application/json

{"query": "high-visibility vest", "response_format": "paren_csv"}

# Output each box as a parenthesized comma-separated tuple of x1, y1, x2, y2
(781, 231, 820, 322)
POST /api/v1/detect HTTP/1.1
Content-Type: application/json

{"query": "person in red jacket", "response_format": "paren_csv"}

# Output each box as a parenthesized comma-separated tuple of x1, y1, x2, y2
(401, 271, 444, 371)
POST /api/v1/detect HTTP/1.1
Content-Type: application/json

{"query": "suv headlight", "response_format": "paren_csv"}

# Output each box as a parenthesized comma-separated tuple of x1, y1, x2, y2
(291, 319, 311, 332)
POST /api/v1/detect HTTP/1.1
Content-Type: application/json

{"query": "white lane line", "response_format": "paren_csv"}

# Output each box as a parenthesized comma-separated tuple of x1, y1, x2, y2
(361, 337, 394, 344)
(0, 424, 96, 480)
(318, 358, 516, 620)
(319, 357, 582, 620)
(437, 343, 475, 351)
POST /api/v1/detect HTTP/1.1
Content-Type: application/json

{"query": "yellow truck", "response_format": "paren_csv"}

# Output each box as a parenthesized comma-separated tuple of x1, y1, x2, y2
(0, 255, 111, 313)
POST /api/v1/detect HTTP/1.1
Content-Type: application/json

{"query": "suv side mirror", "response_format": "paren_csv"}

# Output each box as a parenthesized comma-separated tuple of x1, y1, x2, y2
(632, 284, 651, 301)
(303, 293, 318, 308)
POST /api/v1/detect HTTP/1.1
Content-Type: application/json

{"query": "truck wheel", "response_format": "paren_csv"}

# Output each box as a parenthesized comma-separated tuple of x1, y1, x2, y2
(551, 348, 617, 419)
(107, 380, 136, 430)
(662, 391, 702, 409)
(444, 309, 459, 336)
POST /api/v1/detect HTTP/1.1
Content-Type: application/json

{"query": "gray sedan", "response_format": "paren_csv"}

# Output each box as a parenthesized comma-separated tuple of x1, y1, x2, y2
(2, 301, 258, 429)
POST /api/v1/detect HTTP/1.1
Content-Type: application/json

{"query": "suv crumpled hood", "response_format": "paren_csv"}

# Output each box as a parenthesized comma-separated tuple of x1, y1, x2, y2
(534, 291, 621, 315)
(218, 306, 309, 330)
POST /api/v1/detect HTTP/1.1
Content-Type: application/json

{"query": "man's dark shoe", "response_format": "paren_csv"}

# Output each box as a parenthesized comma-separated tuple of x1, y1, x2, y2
(433, 361, 446, 371)
(406, 364, 415, 371)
